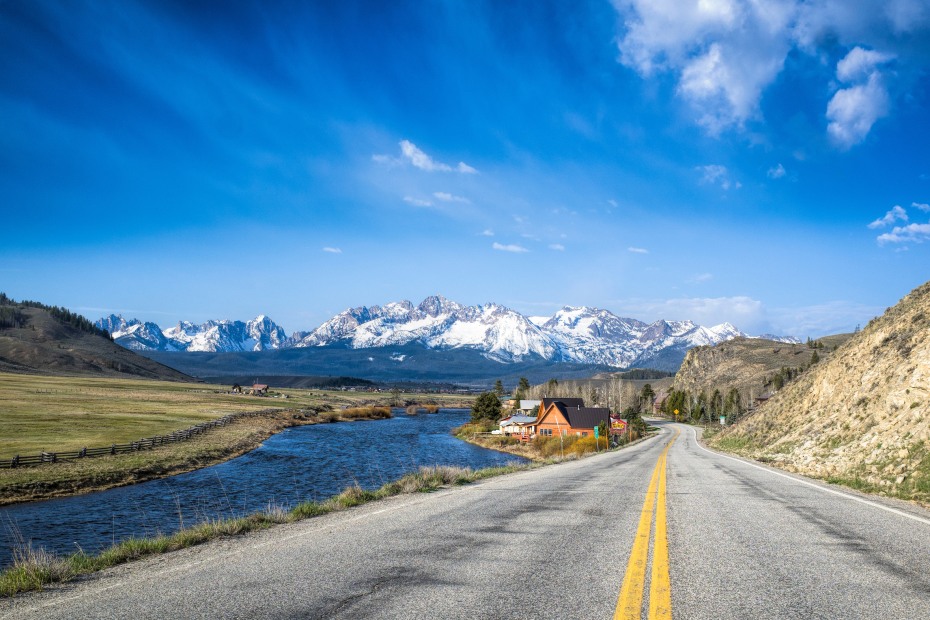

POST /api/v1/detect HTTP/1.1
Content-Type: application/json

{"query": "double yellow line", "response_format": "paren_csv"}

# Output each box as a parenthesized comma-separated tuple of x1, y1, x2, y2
(614, 427, 680, 620)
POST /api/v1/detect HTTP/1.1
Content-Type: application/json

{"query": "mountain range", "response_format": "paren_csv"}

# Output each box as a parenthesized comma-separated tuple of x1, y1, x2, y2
(96, 295, 795, 369)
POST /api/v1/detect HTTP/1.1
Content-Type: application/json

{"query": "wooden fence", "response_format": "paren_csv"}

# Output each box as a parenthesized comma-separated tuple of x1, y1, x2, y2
(1, 408, 282, 469)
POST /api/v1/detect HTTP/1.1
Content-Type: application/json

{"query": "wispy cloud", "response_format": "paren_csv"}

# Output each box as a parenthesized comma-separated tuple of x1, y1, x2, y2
(322, 247, 342, 254)
(395, 140, 478, 174)
(403, 196, 433, 207)
(433, 191, 470, 203)
(492, 242, 529, 253)
(868, 205, 908, 229)
(913, 202, 930, 212)
(690, 273, 713, 284)
(877, 223, 930, 245)
(548, 243, 565, 251)
(628, 246, 649, 254)
(697, 165, 739, 190)
(767, 163, 786, 179)
(480, 229, 494, 237)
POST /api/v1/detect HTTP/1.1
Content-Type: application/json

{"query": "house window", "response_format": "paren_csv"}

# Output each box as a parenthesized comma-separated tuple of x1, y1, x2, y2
(541, 428, 552, 436)
(581, 432, 588, 437)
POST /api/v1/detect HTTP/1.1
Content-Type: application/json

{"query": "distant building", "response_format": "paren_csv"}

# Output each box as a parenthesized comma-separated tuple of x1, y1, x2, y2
(498, 414, 537, 437)
(250, 384, 269, 396)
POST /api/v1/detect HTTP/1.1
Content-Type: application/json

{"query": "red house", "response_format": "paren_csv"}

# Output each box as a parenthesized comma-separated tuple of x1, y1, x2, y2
(535, 398, 610, 438)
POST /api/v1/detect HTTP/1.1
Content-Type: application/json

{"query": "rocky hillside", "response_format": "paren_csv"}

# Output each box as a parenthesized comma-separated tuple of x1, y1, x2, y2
(675, 334, 853, 402)
(710, 281, 930, 504)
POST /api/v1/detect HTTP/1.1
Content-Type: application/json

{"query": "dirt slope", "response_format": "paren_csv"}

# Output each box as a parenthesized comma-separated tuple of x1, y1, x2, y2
(711, 281, 930, 503)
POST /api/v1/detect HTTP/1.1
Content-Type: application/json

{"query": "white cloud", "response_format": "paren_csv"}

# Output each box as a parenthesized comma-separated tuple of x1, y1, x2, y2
(396, 140, 478, 174)
(492, 242, 529, 253)
(615, 0, 794, 132)
(322, 247, 342, 254)
(403, 196, 433, 207)
(548, 243, 565, 251)
(868, 205, 908, 229)
(877, 223, 930, 245)
(615, 295, 880, 337)
(613, 1, 926, 143)
(480, 229, 495, 237)
(913, 201, 930, 212)
(628, 246, 649, 254)
(836, 46, 895, 82)
(618, 295, 766, 332)
(827, 48, 894, 149)
(696, 164, 737, 190)
(607, 199, 619, 208)
(767, 163, 786, 179)
(433, 192, 470, 203)
(690, 272, 714, 283)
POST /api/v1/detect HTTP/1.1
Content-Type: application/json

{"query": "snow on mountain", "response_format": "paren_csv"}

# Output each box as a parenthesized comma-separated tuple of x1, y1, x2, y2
(162, 317, 289, 352)
(295, 296, 554, 361)
(542, 306, 647, 366)
(95, 314, 179, 351)
(96, 315, 290, 352)
(97, 296, 782, 368)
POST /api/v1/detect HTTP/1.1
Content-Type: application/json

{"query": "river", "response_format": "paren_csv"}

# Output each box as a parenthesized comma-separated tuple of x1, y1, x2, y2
(0, 409, 524, 569)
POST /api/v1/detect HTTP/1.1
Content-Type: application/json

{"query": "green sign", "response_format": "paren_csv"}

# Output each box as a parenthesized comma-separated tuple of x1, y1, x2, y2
(594, 426, 599, 439)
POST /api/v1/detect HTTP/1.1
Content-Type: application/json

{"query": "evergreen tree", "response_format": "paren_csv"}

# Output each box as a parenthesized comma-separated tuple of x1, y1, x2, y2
(493, 380, 505, 397)
(471, 391, 502, 422)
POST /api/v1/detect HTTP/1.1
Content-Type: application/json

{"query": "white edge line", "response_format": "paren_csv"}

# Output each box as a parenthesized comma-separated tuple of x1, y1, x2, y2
(686, 425, 930, 528)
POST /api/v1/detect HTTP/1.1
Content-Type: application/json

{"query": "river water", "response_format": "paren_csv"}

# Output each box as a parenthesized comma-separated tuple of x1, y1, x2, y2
(0, 409, 524, 569)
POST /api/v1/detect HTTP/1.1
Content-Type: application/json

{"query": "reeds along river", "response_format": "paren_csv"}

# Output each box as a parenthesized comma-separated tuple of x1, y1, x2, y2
(0, 409, 526, 569)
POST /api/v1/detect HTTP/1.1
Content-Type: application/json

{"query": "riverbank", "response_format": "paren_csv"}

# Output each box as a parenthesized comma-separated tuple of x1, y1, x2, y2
(0, 462, 531, 598)
(0, 407, 399, 506)
(0, 372, 474, 505)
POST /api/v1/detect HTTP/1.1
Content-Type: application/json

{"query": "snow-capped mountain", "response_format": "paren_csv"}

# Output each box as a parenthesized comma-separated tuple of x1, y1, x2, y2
(292, 296, 556, 362)
(95, 314, 288, 352)
(97, 296, 781, 368)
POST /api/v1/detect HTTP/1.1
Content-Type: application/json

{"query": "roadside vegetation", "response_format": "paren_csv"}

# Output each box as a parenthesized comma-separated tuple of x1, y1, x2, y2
(0, 463, 529, 598)
(459, 388, 651, 461)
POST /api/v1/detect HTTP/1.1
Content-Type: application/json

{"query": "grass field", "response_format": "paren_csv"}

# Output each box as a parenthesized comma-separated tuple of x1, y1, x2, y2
(0, 372, 473, 504)
(0, 373, 468, 457)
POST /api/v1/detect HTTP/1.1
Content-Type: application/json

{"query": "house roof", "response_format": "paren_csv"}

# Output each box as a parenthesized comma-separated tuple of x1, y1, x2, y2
(540, 397, 585, 410)
(562, 407, 610, 429)
(252, 384, 269, 390)
(538, 400, 610, 430)
(500, 415, 537, 425)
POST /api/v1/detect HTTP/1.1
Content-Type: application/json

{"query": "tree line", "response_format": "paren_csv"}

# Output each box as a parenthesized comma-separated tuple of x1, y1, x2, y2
(0, 292, 113, 339)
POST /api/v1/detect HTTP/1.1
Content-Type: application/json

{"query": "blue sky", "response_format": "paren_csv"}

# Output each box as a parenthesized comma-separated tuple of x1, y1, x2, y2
(1, 0, 929, 339)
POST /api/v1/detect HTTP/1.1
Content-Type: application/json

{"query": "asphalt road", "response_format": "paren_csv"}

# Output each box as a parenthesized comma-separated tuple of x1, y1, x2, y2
(3, 421, 930, 619)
